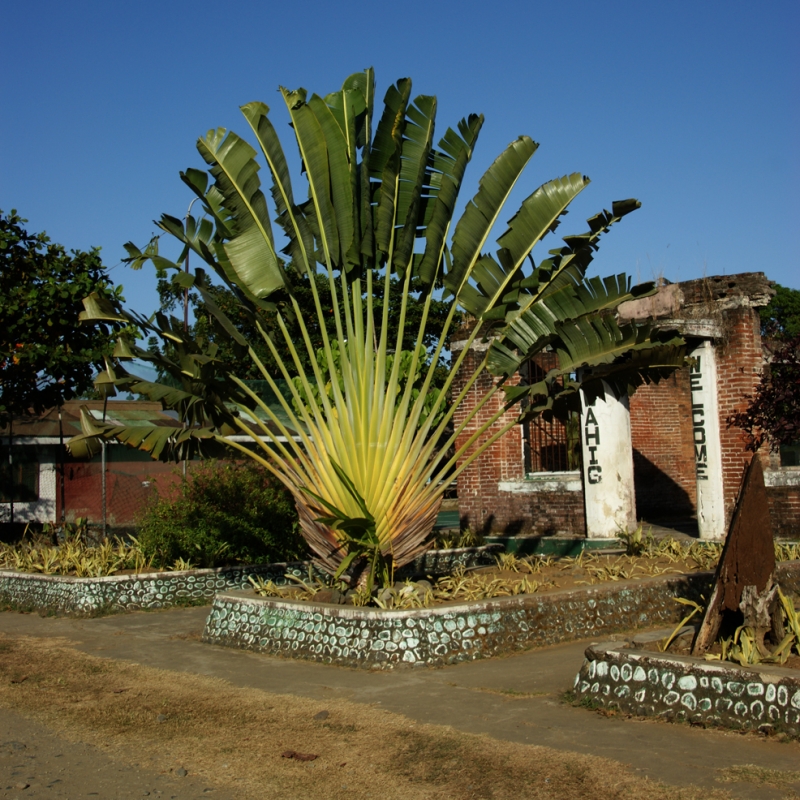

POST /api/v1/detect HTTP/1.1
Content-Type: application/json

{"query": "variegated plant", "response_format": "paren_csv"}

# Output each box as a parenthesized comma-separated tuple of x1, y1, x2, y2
(71, 70, 684, 588)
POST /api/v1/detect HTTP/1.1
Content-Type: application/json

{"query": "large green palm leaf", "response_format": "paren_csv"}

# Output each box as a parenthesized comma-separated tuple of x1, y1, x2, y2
(196, 130, 286, 299)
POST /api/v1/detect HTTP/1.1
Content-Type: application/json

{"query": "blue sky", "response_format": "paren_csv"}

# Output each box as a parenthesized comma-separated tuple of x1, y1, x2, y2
(2, 0, 798, 324)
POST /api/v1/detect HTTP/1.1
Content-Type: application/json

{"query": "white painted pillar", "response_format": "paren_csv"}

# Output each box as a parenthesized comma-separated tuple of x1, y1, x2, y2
(689, 340, 726, 540)
(580, 382, 637, 538)
(36, 462, 57, 524)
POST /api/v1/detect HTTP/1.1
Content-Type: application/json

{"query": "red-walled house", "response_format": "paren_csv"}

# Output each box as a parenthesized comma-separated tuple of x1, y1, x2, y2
(1, 399, 299, 531)
(1, 401, 185, 529)
(4, 273, 797, 542)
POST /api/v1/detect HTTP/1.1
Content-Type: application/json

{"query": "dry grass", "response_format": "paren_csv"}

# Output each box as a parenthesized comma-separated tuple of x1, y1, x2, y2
(717, 764, 800, 794)
(249, 546, 719, 610)
(0, 633, 730, 800)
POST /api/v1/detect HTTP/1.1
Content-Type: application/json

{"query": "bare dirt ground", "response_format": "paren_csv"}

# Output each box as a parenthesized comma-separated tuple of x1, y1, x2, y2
(0, 632, 737, 800)
(1, 707, 214, 799)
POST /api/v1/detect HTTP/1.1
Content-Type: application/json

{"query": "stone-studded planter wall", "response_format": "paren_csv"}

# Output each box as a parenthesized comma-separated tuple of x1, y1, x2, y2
(202, 561, 800, 669)
(572, 642, 800, 736)
(0, 545, 498, 617)
(0, 562, 312, 616)
(202, 572, 704, 669)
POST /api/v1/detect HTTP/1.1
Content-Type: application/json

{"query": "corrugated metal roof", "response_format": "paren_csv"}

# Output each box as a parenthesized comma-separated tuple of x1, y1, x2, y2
(0, 399, 297, 441)
(0, 401, 183, 438)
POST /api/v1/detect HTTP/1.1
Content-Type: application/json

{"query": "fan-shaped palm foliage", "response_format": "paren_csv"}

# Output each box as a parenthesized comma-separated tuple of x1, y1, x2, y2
(72, 70, 684, 588)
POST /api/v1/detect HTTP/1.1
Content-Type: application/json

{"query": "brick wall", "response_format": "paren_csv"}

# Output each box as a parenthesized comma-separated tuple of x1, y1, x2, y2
(459, 482, 586, 537)
(628, 304, 779, 527)
(493, 480, 586, 537)
(765, 449, 800, 538)
(630, 303, 793, 532)
(714, 306, 767, 514)
(59, 453, 180, 528)
(452, 342, 520, 534)
(451, 342, 586, 536)
(630, 370, 697, 521)
(767, 485, 800, 538)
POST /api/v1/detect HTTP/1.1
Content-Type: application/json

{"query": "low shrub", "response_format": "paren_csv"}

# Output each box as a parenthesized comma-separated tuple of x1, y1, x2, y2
(136, 461, 305, 568)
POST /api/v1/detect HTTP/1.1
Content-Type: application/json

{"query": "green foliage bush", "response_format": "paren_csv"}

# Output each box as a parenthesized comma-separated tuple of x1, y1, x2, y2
(136, 461, 304, 567)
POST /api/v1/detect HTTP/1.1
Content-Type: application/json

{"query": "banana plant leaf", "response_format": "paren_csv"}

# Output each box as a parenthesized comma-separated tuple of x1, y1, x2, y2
(68, 407, 226, 462)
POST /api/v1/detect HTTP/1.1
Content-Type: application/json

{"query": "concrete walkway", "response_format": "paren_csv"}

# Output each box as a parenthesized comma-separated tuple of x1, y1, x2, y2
(1, 606, 799, 799)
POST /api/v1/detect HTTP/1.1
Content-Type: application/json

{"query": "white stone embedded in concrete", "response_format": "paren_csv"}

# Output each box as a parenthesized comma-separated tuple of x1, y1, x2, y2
(689, 340, 726, 540)
(580, 382, 637, 538)
(0, 547, 499, 616)
(573, 641, 800, 735)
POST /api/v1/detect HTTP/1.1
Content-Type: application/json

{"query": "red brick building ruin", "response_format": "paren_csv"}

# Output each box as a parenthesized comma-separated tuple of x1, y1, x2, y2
(452, 273, 799, 541)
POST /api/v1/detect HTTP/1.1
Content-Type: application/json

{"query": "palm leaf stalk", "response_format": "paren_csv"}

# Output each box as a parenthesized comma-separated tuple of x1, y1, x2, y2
(72, 70, 685, 588)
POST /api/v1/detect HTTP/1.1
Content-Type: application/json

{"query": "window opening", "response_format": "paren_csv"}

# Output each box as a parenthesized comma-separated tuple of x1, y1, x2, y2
(0, 446, 40, 503)
(780, 442, 800, 467)
(520, 355, 581, 474)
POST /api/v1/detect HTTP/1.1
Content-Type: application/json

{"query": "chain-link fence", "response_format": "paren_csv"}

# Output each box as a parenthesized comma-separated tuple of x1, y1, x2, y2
(60, 445, 183, 538)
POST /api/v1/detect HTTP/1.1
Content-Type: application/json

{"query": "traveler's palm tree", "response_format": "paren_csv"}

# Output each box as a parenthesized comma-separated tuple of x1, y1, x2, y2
(73, 70, 684, 588)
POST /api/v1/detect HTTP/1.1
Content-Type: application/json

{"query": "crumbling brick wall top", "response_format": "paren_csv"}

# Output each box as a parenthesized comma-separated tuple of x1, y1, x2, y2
(618, 272, 775, 325)
(678, 273, 774, 311)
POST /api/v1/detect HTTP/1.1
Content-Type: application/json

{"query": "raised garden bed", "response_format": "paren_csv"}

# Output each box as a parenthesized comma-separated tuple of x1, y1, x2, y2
(0, 562, 310, 616)
(571, 638, 800, 737)
(199, 574, 708, 669)
(246, 544, 726, 608)
(483, 536, 626, 557)
(0, 545, 498, 616)
(202, 560, 800, 669)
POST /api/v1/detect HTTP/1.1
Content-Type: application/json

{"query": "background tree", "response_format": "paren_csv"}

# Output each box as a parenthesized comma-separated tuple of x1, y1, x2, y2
(0, 210, 126, 425)
(136, 460, 303, 567)
(729, 284, 800, 456)
(729, 333, 800, 453)
(760, 284, 800, 341)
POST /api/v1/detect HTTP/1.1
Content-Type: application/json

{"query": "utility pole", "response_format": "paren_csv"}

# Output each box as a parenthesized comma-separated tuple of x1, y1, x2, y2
(58, 406, 66, 524)
(101, 396, 108, 538)
(182, 199, 200, 483)
(6, 421, 13, 525)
